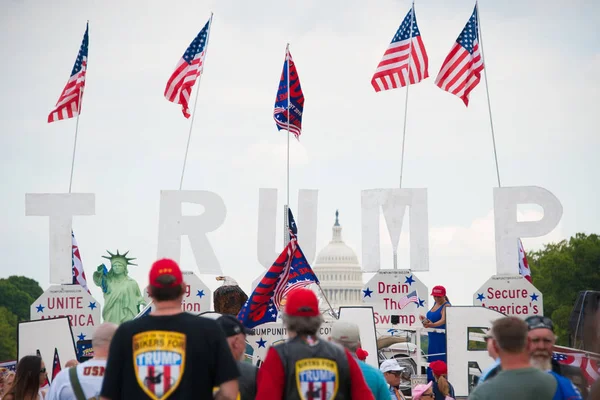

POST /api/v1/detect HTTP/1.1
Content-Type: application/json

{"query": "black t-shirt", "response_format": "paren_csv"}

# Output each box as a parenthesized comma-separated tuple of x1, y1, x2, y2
(100, 312, 240, 399)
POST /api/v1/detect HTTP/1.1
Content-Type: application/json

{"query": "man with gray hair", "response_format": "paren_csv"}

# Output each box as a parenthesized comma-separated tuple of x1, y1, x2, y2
(47, 322, 118, 400)
(256, 288, 374, 399)
(330, 320, 390, 400)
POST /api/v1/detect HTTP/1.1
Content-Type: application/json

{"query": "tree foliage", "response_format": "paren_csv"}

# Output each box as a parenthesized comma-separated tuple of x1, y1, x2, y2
(0, 276, 44, 361)
(529, 233, 600, 346)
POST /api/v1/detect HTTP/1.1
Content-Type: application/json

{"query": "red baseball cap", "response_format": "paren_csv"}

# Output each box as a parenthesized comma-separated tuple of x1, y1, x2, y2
(429, 360, 448, 376)
(431, 285, 446, 297)
(285, 288, 320, 317)
(149, 259, 183, 288)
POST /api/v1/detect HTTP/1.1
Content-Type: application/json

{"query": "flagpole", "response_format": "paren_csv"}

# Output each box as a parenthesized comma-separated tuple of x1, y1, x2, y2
(475, 2, 502, 187)
(68, 20, 89, 194)
(179, 12, 214, 191)
(284, 43, 291, 245)
(399, 0, 415, 190)
(316, 283, 338, 319)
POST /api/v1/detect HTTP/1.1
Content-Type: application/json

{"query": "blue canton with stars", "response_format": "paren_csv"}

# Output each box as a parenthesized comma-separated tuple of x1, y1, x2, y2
(390, 7, 422, 44)
(70, 23, 89, 77)
(182, 20, 209, 65)
(456, 6, 480, 54)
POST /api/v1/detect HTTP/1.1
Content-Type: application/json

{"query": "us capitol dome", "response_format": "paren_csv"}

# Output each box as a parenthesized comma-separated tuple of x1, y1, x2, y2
(313, 210, 363, 309)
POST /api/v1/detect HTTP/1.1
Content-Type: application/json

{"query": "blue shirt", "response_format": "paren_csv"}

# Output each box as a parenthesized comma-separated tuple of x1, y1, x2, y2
(477, 358, 501, 385)
(357, 360, 392, 400)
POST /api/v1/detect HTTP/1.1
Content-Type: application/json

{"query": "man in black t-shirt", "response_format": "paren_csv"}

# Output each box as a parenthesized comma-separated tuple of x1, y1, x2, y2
(99, 258, 240, 400)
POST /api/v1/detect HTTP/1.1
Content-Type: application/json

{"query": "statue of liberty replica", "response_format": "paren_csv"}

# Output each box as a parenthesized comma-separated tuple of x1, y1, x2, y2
(93, 250, 145, 324)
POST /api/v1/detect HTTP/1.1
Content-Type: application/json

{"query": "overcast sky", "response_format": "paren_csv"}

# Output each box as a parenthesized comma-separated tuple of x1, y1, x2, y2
(1, 0, 598, 311)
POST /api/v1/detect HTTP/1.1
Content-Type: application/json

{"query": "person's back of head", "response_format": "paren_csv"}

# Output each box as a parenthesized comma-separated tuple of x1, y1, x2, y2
(9, 355, 43, 400)
(330, 321, 361, 352)
(92, 322, 119, 357)
(282, 288, 323, 336)
(491, 316, 529, 354)
(147, 259, 185, 303)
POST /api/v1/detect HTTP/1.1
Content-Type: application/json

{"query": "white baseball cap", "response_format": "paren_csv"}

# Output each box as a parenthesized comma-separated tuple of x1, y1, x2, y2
(380, 359, 404, 373)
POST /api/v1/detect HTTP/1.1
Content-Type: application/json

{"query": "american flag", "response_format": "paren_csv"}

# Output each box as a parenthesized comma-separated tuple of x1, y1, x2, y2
(72, 231, 90, 293)
(51, 348, 62, 381)
(0, 360, 16, 372)
(518, 239, 532, 282)
(238, 209, 319, 329)
(371, 5, 429, 92)
(164, 17, 212, 118)
(48, 23, 89, 123)
(434, 5, 484, 106)
(397, 290, 419, 309)
(273, 45, 304, 139)
(553, 347, 600, 386)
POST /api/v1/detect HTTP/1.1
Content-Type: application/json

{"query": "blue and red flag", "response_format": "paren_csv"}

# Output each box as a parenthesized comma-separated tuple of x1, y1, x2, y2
(273, 44, 305, 140)
(238, 209, 319, 329)
(51, 348, 62, 381)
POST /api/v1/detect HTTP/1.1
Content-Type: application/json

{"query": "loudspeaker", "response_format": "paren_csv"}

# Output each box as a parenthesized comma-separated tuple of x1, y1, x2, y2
(569, 291, 600, 352)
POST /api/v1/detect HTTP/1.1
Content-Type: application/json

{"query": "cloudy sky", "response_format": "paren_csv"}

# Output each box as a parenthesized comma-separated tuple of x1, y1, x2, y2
(1, 0, 598, 311)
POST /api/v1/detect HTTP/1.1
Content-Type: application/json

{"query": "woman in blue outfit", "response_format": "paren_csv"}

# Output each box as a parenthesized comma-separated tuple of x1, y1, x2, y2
(420, 285, 451, 383)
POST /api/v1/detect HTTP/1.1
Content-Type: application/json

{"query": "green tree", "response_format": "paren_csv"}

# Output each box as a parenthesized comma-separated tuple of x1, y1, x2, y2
(0, 306, 17, 360)
(529, 233, 600, 346)
(0, 280, 34, 322)
(7, 276, 43, 300)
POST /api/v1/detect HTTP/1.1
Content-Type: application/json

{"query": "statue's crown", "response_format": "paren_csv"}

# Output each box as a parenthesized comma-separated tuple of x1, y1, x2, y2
(102, 250, 137, 266)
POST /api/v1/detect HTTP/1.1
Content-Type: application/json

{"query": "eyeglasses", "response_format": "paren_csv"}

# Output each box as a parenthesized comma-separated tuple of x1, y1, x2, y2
(39, 368, 46, 374)
(525, 316, 554, 332)
(387, 371, 402, 376)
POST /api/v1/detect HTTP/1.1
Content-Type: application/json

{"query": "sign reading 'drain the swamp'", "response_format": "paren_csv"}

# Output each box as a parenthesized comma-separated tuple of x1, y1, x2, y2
(30, 285, 101, 345)
(473, 275, 543, 318)
(143, 271, 211, 315)
(362, 270, 428, 328)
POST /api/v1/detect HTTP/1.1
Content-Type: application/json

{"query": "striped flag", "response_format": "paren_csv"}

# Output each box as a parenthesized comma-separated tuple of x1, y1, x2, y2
(371, 5, 429, 92)
(398, 290, 419, 309)
(164, 18, 212, 118)
(518, 239, 532, 282)
(273, 45, 305, 139)
(553, 347, 600, 387)
(72, 231, 90, 293)
(51, 348, 62, 381)
(435, 5, 484, 106)
(48, 23, 89, 123)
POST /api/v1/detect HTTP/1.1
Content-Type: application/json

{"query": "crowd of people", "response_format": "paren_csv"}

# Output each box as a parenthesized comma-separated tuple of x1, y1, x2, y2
(1, 258, 598, 399)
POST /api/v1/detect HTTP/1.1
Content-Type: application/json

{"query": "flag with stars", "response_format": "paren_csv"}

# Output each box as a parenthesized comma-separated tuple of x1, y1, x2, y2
(397, 290, 419, 309)
(371, 5, 429, 92)
(0, 360, 16, 372)
(273, 44, 305, 140)
(164, 17, 212, 118)
(48, 22, 89, 123)
(238, 209, 319, 329)
(72, 231, 90, 293)
(435, 5, 484, 106)
(51, 348, 62, 381)
(553, 348, 600, 386)
(518, 239, 532, 282)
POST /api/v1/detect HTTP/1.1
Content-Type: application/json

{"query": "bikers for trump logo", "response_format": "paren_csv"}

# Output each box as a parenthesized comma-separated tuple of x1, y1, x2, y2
(133, 331, 186, 400)
(295, 358, 339, 400)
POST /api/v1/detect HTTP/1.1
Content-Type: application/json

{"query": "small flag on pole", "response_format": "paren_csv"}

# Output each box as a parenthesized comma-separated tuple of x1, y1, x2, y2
(434, 5, 484, 106)
(72, 231, 90, 293)
(36, 349, 50, 387)
(164, 18, 212, 118)
(48, 23, 89, 123)
(371, 5, 429, 92)
(518, 239, 532, 282)
(51, 348, 62, 381)
(273, 45, 305, 140)
(397, 290, 419, 309)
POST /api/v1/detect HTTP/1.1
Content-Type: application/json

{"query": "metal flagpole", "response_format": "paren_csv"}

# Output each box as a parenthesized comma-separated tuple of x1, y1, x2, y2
(475, 2, 502, 187)
(179, 12, 214, 190)
(394, 2, 416, 270)
(68, 20, 89, 193)
(316, 283, 338, 319)
(284, 43, 291, 246)
(399, 0, 415, 190)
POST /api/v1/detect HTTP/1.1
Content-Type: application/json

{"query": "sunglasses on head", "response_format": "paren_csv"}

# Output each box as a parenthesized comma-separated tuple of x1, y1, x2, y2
(525, 316, 554, 332)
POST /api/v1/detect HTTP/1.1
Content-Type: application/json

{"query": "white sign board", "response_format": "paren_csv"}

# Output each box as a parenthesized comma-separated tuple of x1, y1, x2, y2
(446, 306, 506, 397)
(362, 269, 428, 329)
(337, 306, 379, 369)
(143, 271, 211, 315)
(18, 317, 77, 383)
(473, 274, 543, 318)
(30, 285, 101, 346)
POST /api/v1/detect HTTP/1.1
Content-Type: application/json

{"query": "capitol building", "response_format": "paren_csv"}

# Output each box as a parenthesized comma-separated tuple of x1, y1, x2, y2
(313, 211, 363, 309)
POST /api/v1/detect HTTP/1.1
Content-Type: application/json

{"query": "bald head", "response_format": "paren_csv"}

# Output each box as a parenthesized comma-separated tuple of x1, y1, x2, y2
(92, 322, 118, 356)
